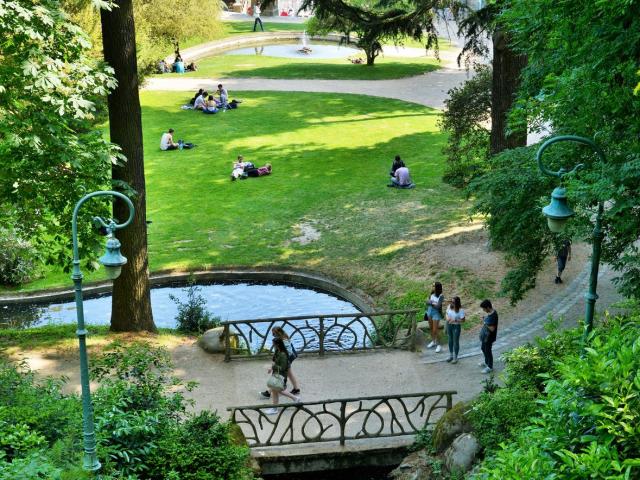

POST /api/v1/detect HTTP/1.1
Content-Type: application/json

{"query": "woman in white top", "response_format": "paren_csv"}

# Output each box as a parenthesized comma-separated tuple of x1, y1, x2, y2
(425, 282, 444, 352)
(445, 296, 465, 363)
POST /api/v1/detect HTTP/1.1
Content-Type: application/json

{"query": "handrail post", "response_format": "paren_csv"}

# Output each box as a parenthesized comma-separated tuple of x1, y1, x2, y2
(410, 311, 418, 352)
(339, 400, 346, 446)
(319, 317, 325, 357)
(446, 393, 453, 411)
(224, 323, 231, 362)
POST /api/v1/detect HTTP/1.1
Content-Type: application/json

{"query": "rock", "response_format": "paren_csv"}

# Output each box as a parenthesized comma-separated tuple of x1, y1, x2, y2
(393, 328, 412, 348)
(444, 433, 480, 474)
(416, 321, 429, 332)
(432, 401, 472, 452)
(198, 327, 226, 353)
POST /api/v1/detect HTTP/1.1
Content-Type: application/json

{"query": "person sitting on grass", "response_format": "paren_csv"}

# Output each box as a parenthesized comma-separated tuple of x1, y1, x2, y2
(202, 95, 219, 114)
(190, 89, 203, 106)
(389, 154, 405, 177)
(160, 129, 194, 151)
(231, 155, 250, 180)
(193, 91, 207, 110)
(216, 84, 241, 109)
(389, 165, 415, 188)
(160, 128, 178, 151)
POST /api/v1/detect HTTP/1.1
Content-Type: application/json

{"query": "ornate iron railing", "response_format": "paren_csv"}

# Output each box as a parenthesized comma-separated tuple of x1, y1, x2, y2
(222, 309, 419, 361)
(228, 391, 455, 447)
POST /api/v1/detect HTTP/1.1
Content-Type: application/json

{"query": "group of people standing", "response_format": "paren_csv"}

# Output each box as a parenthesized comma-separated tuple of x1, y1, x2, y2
(424, 282, 498, 374)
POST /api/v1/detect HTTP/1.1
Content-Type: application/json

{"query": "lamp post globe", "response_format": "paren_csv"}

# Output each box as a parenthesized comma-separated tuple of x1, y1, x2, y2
(542, 186, 575, 233)
(98, 235, 128, 280)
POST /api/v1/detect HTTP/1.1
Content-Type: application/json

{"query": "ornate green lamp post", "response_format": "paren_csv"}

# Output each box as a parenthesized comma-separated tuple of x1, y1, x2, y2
(72, 191, 134, 471)
(536, 135, 606, 340)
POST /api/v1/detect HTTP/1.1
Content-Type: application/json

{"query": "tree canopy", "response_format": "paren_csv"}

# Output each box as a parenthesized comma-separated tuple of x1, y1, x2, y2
(0, 0, 118, 272)
(469, 0, 640, 301)
(301, 0, 457, 65)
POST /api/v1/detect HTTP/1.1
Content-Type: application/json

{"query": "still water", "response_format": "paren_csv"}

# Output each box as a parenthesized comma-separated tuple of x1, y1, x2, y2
(0, 283, 372, 352)
(224, 43, 360, 59)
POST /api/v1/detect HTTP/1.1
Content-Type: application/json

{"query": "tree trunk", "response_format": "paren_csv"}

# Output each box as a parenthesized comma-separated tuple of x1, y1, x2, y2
(490, 29, 527, 155)
(101, 0, 156, 332)
(365, 47, 376, 65)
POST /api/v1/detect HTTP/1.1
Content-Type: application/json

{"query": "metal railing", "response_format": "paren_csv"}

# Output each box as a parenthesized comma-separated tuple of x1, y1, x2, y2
(228, 391, 455, 448)
(222, 309, 419, 361)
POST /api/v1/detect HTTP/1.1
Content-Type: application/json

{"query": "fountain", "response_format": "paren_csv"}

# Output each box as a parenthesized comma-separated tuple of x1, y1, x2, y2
(298, 31, 312, 55)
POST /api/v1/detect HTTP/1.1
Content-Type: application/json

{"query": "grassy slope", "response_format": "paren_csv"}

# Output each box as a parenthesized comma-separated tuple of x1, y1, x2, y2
(17, 91, 471, 304)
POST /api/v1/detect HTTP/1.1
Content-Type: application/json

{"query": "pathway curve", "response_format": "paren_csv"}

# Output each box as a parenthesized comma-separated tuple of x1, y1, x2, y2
(145, 68, 470, 109)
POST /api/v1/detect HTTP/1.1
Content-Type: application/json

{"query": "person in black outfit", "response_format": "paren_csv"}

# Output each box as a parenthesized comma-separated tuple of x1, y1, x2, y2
(555, 239, 572, 284)
(479, 299, 498, 374)
(190, 89, 203, 106)
(389, 154, 405, 177)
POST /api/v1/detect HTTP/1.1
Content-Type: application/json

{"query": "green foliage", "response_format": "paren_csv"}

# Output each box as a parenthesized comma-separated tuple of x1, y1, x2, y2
(300, 0, 452, 65)
(412, 428, 436, 453)
(148, 411, 253, 480)
(439, 64, 491, 187)
(473, 316, 640, 479)
(0, 227, 39, 285)
(169, 278, 220, 334)
(468, 386, 538, 451)
(63, 0, 222, 73)
(473, 0, 640, 302)
(501, 325, 580, 391)
(0, 0, 117, 272)
(91, 342, 194, 477)
(469, 145, 559, 303)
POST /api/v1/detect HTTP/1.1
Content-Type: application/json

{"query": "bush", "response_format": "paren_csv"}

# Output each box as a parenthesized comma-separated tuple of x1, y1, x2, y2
(91, 342, 194, 477)
(473, 316, 640, 478)
(467, 386, 538, 451)
(148, 411, 253, 480)
(0, 227, 39, 285)
(170, 278, 220, 334)
(501, 325, 581, 391)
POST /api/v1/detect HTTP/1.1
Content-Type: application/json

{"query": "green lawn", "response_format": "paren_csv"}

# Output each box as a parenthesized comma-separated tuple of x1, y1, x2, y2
(17, 91, 472, 303)
(163, 54, 440, 80)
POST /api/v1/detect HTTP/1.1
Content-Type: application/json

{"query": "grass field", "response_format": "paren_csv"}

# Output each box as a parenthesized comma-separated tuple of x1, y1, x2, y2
(16, 91, 473, 305)
(168, 54, 440, 80)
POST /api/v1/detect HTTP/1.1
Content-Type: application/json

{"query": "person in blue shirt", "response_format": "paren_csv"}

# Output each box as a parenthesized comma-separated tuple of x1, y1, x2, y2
(479, 299, 498, 374)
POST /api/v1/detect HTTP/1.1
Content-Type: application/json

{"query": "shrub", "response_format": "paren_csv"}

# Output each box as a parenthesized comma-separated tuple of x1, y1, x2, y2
(91, 342, 195, 477)
(147, 411, 253, 480)
(502, 325, 581, 392)
(468, 386, 538, 451)
(0, 227, 39, 285)
(473, 316, 640, 478)
(170, 278, 220, 333)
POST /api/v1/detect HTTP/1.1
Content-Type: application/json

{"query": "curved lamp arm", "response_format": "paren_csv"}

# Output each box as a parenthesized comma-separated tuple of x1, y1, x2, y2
(71, 191, 135, 263)
(536, 135, 605, 179)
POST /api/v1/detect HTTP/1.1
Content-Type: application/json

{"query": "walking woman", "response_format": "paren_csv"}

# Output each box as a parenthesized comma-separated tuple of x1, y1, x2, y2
(425, 282, 444, 352)
(445, 296, 465, 363)
(264, 337, 301, 415)
(261, 326, 300, 399)
(260, 327, 300, 398)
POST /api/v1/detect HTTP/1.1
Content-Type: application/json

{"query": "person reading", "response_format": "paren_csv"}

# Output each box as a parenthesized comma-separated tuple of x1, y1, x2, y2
(160, 128, 178, 151)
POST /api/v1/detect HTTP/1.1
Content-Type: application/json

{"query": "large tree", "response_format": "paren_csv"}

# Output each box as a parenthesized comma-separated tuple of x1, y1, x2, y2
(301, 0, 455, 66)
(101, 0, 156, 331)
(470, 0, 640, 302)
(0, 0, 117, 274)
(457, 1, 527, 154)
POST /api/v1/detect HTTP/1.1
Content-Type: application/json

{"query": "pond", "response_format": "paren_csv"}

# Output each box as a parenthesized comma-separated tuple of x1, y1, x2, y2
(0, 282, 373, 352)
(224, 42, 360, 59)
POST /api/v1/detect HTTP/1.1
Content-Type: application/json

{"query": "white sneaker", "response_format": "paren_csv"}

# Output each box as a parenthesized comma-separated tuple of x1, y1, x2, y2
(293, 396, 302, 404)
(451, 356, 458, 364)
(427, 341, 436, 349)
(435, 345, 442, 353)
(482, 367, 493, 374)
(264, 408, 279, 415)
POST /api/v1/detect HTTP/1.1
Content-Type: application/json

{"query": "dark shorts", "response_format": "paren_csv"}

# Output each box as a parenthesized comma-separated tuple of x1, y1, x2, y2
(557, 256, 567, 273)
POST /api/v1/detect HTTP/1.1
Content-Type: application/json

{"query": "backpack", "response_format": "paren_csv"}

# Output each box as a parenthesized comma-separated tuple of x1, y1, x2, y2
(286, 341, 298, 363)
